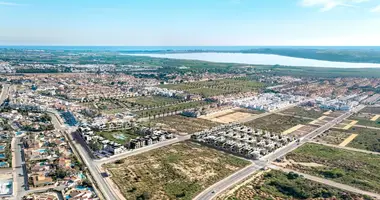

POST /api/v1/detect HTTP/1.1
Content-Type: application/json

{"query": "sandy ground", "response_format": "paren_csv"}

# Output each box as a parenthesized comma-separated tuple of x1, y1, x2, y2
(323, 110, 332, 115)
(200, 108, 254, 124)
(339, 134, 358, 147)
(371, 114, 380, 121)
(309, 116, 327, 125)
(282, 124, 305, 135)
(343, 120, 358, 130)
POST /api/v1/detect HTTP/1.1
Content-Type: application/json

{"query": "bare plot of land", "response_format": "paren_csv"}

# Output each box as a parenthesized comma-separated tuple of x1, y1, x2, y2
(153, 115, 220, 134)
(244, 114, 311, 133)
(289, 125, 318, 138)
(200, 108, 259, 124)
(104, 142, 250, 200)
(314, 130, 352, 145)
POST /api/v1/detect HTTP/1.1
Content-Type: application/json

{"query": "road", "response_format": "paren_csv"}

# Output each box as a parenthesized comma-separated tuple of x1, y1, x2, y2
(270, 165, 380, 199)
(95, 135, 191, 165)
(194, 104, 366, 200)
(48, 111, 120, 200)
(0, 84, 10, 104)
(11, 137, 28, 200)
(310, 141, 380, 155)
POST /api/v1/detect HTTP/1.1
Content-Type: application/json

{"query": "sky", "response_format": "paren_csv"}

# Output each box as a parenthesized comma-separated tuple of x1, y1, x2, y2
(1, 0, 380, 46)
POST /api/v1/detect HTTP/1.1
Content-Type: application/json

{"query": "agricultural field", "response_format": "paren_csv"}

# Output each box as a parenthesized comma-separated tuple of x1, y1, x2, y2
(135, 100, 210, 118)
(160, 78, 264, 98)
(122, 96, 183, 108)
(104, 142, 250, 200)
(286, 143, 380, 193)
(244, 114, 311, 133)
(281, 106, 324, 119)
(153, 115, 220, 134)
(94, 100, 125, 114)
(218, 170, 368, 200)
(96, 130, 139, 144)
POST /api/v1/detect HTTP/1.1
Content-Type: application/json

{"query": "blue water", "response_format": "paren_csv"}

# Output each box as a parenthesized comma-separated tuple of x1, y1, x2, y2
(1, 46, 380, 51)
(0, 154, 5, 159)
(130, 53, 380, 68)
(0, 162, 8, 167)
(0, 146, 4, 150)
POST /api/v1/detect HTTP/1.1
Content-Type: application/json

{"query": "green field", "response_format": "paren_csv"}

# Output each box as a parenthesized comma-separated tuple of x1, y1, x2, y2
(153, 115, 220, 134)
(123, 96, 182, 107)
(104, 142, 250, 200)
(345, 127, 380, 153)
(160, 78, 264, 97)
(244, 114, 311, 133)
(286, 143, 380, 194)
(281, 106, 324, 119)
(220, 170, 369, 200)
(135, 100, 210, 118)
(96, 130, 138, 144)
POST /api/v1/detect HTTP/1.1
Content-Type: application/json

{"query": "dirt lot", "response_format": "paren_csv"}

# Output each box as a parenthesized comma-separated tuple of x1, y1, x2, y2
(153, 115, 220, 134)
(244, 114, 311, 133)
(200, 108, 256, 124)
(314, 130, 352, 145)
(104, 142, 250, 200)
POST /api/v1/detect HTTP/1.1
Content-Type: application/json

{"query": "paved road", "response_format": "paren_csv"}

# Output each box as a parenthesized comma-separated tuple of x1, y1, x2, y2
(95, 135, 191, 165)
(11, 137, 27, 200)
(310, 141, 380, 155)
(48, 112, 120, 200)
(270, 165, 380, 199)
(0, 84, 10, 104)
(354, 124, 380, 130)
(194, 105, 366, 200)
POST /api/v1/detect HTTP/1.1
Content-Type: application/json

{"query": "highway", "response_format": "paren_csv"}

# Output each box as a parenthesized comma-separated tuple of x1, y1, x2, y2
(194, 104, 366, 200)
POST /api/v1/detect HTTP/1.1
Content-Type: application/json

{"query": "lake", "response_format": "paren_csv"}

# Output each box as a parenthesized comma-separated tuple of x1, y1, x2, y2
(127, 53, 380, 68)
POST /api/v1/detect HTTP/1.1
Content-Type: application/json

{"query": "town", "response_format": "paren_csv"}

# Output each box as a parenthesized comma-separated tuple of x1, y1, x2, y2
(0, 48, 380, 200)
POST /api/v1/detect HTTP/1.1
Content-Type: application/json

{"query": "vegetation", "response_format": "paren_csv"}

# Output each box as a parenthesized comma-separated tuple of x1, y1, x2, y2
(220, 170, 369, 200)
(96, 130, 138, 144)
(153, 115, 221, 134)
(345, 127, 380, 153)
(244, 114, 311, 133)
(104, 142, 250, 200)
(242, 48, 380, 64)
(161, 78, 264, 98)
(314, 129, 351, 145)
(281, 106, 324, 119)
(135, 100, 210, 118)
(286, 143, 380, 193)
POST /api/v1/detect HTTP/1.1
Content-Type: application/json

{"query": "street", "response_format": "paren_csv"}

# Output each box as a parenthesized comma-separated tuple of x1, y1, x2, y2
(194, 104, 366, 200)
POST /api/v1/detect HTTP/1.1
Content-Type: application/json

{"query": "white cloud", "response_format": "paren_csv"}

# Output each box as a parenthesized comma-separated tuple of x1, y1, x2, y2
(300, 0, 369, 11)
(0, 1, 27, 6)
(371, 4, 380, 12)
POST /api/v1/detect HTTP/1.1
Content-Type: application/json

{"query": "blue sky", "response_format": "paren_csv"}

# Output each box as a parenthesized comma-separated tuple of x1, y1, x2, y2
(1, 0, 380, 46)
